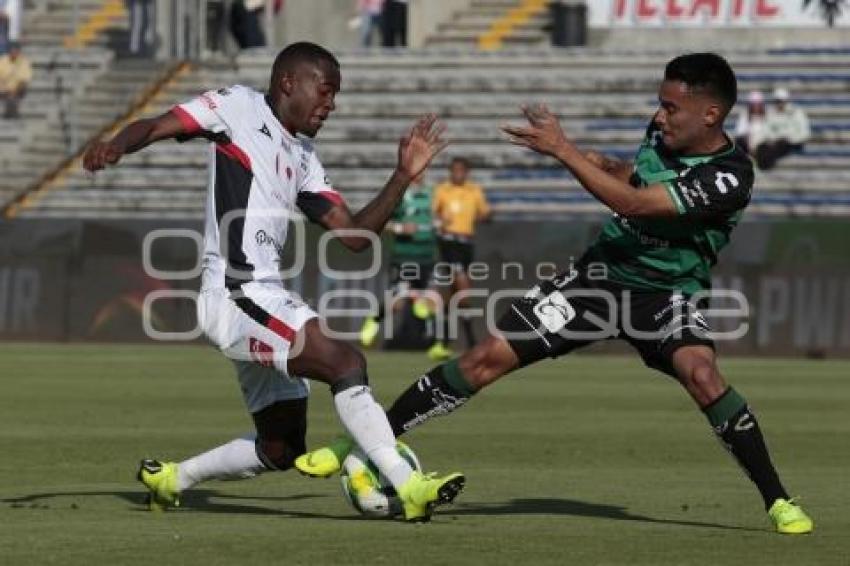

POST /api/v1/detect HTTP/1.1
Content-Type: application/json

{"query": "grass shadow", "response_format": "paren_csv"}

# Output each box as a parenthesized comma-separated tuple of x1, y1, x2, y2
(446, 497, 763, 532)
(1, 489, 352, 519)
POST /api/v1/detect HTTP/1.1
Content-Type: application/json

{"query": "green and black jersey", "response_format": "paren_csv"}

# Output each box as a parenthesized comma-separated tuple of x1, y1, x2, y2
(581, 122, 754, 295)
(389, 185, 436, 263)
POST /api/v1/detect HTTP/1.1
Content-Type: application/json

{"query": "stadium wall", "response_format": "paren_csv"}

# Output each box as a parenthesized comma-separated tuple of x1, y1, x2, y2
(1, 218, 848, 358)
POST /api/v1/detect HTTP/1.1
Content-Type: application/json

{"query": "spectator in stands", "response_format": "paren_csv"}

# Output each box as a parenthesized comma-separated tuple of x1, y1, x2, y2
(126, 0, 155, 57)
(357, 0, 384, 47)
(230, 0, 265, 48)
(230, 0, 282, 49)
(0, 0, 9, 53)
(734, 90, 770, 156)
(381, 0, 407, 47)
(0, 41, 31, 119)
(758, 87, 811, 169)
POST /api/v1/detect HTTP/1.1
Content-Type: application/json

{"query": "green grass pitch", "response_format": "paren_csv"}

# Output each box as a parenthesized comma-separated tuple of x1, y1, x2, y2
(1, 344, 848, 565)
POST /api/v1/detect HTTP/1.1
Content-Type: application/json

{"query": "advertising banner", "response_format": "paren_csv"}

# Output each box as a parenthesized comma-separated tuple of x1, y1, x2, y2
(588, 0, 850, 28)
(0, 218, 848, 357)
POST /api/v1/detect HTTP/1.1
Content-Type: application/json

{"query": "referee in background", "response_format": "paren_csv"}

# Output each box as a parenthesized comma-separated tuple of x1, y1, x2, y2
(429, 157, 491, 359)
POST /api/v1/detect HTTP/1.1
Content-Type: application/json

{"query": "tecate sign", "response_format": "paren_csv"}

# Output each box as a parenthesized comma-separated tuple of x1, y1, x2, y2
(588, 0, 850, 27)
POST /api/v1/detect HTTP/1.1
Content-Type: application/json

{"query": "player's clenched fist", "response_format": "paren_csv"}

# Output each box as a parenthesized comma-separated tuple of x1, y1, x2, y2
(83, 140, 125, 172)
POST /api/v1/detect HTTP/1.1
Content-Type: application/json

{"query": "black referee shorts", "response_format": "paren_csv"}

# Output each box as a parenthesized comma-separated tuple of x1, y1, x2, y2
(496, 266, 714, 378)
(388, 261, 434, 295)
(437, 237, 474, 271)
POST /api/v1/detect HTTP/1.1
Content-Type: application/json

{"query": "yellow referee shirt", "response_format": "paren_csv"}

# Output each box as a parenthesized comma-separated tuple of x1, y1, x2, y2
(432, 182, 490, 237)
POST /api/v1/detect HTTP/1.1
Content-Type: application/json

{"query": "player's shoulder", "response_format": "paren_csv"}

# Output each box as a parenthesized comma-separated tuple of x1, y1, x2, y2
(712, 140, 754, 180)
(206, 84, 260, 110)
(217, 84, 258, 99)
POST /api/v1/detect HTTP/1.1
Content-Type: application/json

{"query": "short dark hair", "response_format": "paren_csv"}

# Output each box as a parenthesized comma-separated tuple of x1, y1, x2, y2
(450, 157, 470, 169)
(664, 52, 737, 113)
(271, 42, 339, 83)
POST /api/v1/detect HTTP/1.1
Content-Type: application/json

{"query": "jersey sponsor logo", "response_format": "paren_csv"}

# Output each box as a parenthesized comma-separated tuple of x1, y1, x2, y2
(217, 87, 231, 96)
(618, 217, 670, 248)
(249, 337, 274, 368)
(255, 229, 283, 252)
(258, 123, 272, 140)
(714, 171, 739, 194)
(677, 181, 696, 208)
(533, 291, 576, 333)
(692, 179, 710, 205)
(677, 180, 711, 209)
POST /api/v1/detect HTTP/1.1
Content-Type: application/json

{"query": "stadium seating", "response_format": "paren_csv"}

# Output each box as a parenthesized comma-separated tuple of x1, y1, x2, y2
(0, 1, 170, 207)
(11, 46, 850, 218)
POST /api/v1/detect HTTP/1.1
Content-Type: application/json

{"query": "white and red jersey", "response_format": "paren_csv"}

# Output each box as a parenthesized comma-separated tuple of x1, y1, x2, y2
(171, 84, 343, 291)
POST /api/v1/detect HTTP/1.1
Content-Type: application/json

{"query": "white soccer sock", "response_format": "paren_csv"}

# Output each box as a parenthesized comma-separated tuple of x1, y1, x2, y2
(177, 434, 267, 491)
(333, 385, 413, 488)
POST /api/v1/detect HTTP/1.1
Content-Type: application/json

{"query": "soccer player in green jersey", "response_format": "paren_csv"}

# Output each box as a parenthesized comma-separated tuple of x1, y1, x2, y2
(298, 53, 813, 534)
(360, 173, 437, 347)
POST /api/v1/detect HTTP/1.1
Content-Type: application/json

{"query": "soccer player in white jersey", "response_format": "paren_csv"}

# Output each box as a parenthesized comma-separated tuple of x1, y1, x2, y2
(82, 42, 464, 522)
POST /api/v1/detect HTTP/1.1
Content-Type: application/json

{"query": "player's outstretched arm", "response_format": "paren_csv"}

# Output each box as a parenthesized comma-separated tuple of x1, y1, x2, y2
(82, 111, 186, 172)
(316, 114, 448, 251)
(502, 104, 674, 217)
(584, 150, 633, 183)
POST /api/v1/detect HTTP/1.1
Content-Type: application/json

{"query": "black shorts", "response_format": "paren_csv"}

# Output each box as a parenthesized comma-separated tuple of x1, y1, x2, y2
(438, 238, 474, 270)
(388, 261, 434, 295)
(497, 266, 714, 377)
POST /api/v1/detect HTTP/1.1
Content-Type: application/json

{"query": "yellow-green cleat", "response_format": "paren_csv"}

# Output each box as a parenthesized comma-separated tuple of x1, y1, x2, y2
(427, 342, 453, 362)
(360, 317, 380, 348)
(768, 498, 813, 534)
(295, 436, 355, 478)
(137, 459, 181, 511)
(397, 471, 466, 522)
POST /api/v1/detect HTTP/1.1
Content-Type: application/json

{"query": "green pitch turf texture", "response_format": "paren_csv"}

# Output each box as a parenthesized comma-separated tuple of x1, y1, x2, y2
(1, 344, 847, 566)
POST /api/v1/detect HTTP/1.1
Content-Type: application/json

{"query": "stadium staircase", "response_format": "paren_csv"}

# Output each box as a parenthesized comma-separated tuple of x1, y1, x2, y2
(0, 0, 182, 214)
(12, 47, 850, 219)
(426, 0, 550, 49)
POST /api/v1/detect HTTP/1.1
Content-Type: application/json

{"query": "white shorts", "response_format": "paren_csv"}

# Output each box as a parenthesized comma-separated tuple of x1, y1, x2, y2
(197, 282, 317, 413)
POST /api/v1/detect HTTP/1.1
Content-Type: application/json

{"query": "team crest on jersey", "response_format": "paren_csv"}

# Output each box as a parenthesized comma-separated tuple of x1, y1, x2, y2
(201, 93, 217, 110)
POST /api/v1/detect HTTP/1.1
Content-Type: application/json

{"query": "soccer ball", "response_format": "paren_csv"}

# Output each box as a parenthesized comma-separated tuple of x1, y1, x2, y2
(339, 442, 421, 518)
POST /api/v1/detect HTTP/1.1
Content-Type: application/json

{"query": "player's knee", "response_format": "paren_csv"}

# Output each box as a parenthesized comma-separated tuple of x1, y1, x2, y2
(688, 361, 722, 395)
(256, 436, 305, 471)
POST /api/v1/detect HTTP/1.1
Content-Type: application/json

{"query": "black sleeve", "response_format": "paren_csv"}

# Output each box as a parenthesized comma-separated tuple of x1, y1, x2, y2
(664, 157, 753, 218)
(296, 191, 338, 224)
